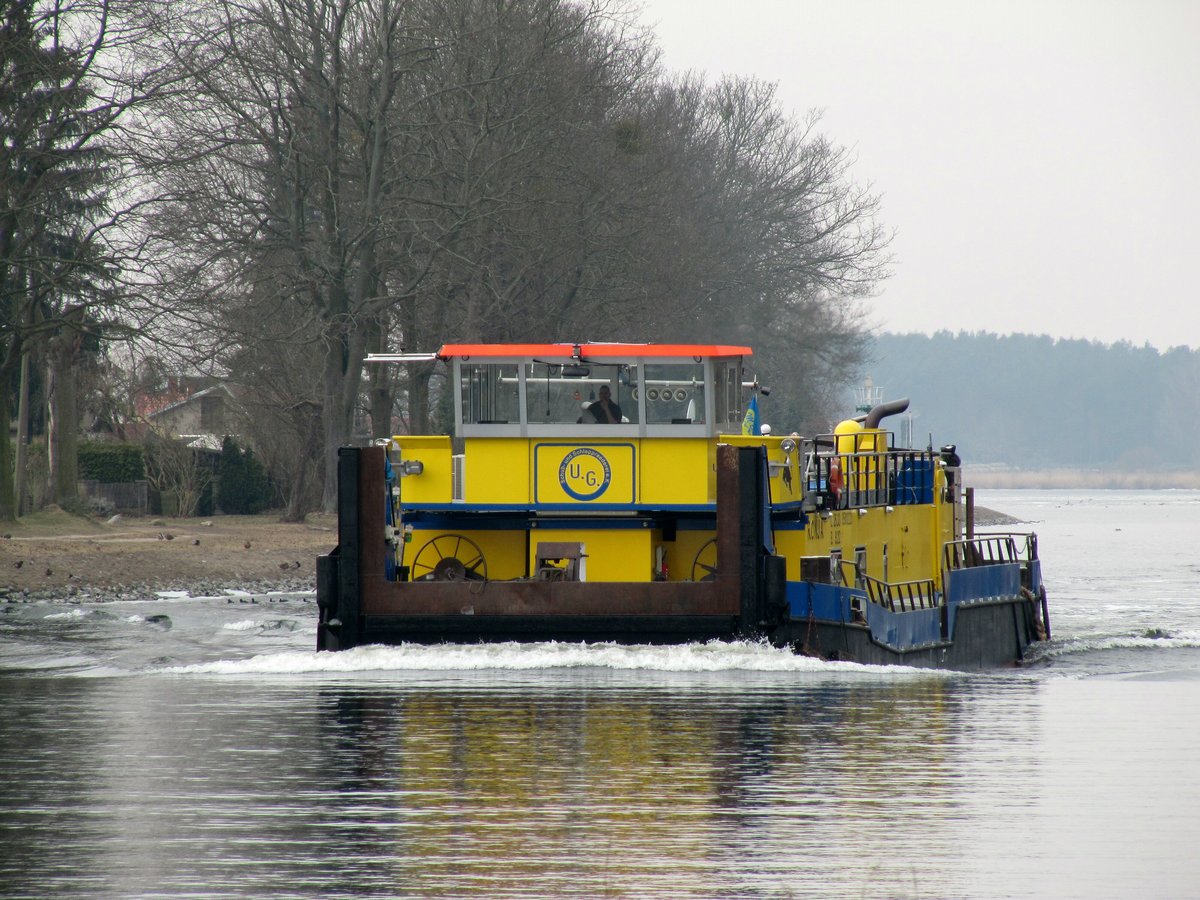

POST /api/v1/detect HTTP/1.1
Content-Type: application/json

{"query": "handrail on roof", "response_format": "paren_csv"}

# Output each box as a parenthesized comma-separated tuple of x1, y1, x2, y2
(437, 342, 753, 359)
(364, 353, 439, 364)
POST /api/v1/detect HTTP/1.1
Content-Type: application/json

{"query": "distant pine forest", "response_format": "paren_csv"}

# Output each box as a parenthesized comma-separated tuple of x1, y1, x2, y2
(859, 332, 1200, 488)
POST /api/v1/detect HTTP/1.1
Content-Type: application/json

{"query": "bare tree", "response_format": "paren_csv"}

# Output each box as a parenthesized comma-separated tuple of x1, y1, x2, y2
(605, 75, 889, 428)
(219, 296, 326, 521)
(372, 0, 666, 430)
(141, 429, 211, 518)
(139, 0, 430, 512)
(1, 0, 167, 518)
(137, 0, 889, 502)
(390, 0, 660, 339)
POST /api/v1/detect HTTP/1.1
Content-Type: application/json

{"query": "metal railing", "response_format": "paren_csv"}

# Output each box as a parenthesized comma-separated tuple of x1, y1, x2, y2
(953, 531, 1041, 593)
(981, 531, 1039, 563)
(805, 444, 937, 510)
(944, 535, 1019, 571)
(862, 574, 939, 612)
(834, 558, 938, 613)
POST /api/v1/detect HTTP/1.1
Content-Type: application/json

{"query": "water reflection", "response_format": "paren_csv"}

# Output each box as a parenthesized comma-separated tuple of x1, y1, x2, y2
(7, 488, 1200, 897)
(0, 669, 1053, 899)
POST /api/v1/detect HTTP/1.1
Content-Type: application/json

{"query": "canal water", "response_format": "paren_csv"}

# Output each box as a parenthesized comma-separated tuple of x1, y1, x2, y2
(2, 490, 1199, 899)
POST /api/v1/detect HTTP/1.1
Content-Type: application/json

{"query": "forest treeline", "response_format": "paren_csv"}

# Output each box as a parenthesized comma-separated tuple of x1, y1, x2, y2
(864, 332, 1200, 472)
(1, 0, 887, 520)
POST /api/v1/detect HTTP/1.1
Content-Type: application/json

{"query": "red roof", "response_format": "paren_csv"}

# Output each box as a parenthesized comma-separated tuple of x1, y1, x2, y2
(437, 342, 752, 359)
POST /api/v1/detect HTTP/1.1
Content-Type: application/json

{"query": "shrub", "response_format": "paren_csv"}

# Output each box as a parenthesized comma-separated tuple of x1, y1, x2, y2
(78, 443, 145, 483)
(217, 436, 269, 514)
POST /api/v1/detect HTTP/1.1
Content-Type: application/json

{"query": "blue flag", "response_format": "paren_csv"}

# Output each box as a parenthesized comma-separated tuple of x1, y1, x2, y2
(742, 395, 759, 435)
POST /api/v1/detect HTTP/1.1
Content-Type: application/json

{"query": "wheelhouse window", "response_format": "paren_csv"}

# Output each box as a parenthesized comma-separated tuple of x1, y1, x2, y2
(643, 363, 705, 425)
(460, 363, 519, 424)
(525, 362, 639, 425)
(714, 360, 743, 430)
(447, 349, 746, 436)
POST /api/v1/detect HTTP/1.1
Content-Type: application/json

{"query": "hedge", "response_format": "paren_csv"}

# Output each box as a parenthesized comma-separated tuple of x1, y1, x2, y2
(78, 442, 145, 482)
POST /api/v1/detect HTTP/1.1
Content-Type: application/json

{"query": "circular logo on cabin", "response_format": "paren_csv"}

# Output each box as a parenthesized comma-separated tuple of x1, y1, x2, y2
(559, 447, 612, 501)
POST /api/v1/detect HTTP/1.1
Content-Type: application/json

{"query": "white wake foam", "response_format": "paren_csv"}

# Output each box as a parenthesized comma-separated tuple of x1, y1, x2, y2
(222, 619, 263, 632)
(1036, 630, 1200, 660)
(161, 639, 930, 677)
(42, 609, 92, 621)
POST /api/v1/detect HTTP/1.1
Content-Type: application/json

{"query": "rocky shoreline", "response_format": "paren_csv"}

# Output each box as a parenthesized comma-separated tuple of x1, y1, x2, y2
(1, 575, 316, 605)
(2, 509, 336, 603)
(972, 506, 1026, 527)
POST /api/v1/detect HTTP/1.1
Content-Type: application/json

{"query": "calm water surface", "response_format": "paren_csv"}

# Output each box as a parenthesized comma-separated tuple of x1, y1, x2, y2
(2, 490, 1199, 899)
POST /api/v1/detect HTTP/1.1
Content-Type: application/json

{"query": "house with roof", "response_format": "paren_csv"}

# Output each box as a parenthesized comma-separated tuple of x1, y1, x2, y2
(147, 383, 241, 450)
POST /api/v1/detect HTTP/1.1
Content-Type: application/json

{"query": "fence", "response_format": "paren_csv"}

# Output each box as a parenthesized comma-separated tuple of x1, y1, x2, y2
(79, 480, 149, 514)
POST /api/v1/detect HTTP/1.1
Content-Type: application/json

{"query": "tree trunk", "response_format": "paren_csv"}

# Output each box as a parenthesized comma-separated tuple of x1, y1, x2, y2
(368, 367, 393, 439)
(0, 384, 13, 521)
(320, 319, 366, 513)
(282, 404, 320, 523)
(408, 366, 433, 435)
(366, 320, 393, 439)
(50, 333, 80, 507)
(46, 312, 85, 509)
(51, 350, 79, 508)
(13, 350, 31, 516)
(320, 341, 347, 514)
(283, 456, 311, 524)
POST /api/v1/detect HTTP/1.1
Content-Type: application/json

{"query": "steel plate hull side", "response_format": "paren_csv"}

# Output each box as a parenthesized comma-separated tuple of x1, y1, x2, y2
(783, 573, 1043, 667)
(786, 581, 946, 650)
(946, 564, 1022, 606)
(359, 578, 736, 617)
(776, 599, 1040, 670)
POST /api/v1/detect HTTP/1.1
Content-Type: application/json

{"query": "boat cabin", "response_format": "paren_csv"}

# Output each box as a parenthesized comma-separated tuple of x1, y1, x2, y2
(447, 342, 750, 439)
(382, 342, 765, 512)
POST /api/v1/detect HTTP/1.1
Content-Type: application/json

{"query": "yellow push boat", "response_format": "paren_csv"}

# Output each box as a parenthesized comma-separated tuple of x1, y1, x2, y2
(316, 342, 1049, 668)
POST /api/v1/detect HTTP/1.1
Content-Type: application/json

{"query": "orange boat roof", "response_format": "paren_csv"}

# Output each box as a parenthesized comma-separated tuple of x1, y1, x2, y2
(438, 342, 752, 359)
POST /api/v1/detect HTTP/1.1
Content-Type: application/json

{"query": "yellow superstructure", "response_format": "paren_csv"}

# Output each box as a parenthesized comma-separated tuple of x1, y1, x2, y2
(380, 342, 954, 594)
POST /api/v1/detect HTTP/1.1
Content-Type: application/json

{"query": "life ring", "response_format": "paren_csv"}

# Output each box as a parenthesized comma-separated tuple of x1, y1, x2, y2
(828, 459, 843, 500)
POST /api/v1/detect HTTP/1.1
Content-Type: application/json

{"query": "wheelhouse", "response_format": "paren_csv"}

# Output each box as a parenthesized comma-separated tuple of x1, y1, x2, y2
(441, 342, 752, 440)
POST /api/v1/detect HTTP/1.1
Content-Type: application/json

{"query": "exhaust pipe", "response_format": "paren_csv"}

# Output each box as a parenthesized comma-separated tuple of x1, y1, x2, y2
(861, 398, 910, 428)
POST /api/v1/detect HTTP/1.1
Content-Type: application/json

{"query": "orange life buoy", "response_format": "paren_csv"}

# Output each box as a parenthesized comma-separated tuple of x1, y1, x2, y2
(828, 459, 843, 498)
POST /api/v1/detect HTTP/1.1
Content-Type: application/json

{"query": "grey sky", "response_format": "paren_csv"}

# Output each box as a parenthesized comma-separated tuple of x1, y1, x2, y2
(639, 0, 1200, 351)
